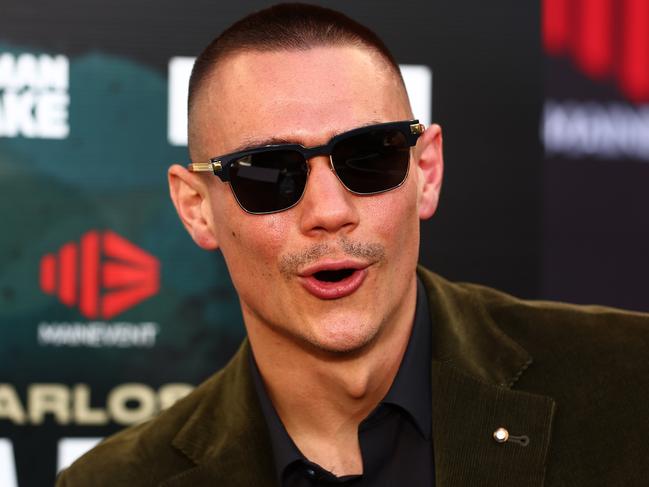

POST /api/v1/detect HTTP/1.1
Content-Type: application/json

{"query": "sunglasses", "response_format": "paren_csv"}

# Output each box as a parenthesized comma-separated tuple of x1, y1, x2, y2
(187, 120, 425, 214)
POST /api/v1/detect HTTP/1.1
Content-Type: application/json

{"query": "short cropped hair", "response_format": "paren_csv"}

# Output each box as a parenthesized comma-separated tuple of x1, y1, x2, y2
(188, 2, 405, 114)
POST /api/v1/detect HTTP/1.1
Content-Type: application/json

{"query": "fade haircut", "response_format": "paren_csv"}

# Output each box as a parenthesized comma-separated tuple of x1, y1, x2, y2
(187, 3, 407, 152)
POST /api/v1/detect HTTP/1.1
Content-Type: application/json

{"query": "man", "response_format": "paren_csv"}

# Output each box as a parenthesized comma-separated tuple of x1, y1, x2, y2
(57, 3, 649, 486)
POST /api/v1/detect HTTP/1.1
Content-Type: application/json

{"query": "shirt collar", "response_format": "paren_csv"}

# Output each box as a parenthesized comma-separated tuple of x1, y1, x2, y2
(249, 351, 303, 480)
(381, 276, 432, 439)
(249, 276, 432, 481)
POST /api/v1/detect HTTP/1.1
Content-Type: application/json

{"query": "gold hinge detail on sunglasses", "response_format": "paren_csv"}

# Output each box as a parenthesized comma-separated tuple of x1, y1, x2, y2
(188, 161, 222, 173)
(410, 123, 425, 135)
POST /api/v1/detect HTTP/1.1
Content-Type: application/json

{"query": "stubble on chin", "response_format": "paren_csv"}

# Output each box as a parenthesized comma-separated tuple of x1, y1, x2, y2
(274, 237, 388, 355)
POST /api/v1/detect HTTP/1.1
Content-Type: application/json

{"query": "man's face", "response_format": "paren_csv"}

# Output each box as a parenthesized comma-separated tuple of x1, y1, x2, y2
(186, 46, 439, 354)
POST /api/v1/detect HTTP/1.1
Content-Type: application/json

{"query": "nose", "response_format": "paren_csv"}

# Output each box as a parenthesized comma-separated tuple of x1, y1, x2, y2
(297, 156, 360, 236)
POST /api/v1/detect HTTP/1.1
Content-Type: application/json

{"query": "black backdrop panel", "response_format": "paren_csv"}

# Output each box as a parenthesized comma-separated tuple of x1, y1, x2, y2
(542, 0, 649, 311)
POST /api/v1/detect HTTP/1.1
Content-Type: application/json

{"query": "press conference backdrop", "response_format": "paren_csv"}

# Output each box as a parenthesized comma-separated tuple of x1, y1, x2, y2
(1, 0, 646, 485)
(542, 0, 649, 310)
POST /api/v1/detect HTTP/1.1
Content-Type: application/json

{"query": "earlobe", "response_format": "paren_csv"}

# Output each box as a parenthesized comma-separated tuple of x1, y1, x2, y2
(414, 124, 444, 220)
(168, 164, 220, 250)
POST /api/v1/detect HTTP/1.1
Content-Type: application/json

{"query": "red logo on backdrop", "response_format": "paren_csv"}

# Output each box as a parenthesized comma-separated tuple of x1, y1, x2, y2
(39, 230, 160, 319)
(543, 0, 649, 103)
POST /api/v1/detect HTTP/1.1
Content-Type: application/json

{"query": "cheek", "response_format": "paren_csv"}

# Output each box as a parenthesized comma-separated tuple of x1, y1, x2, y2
(373, 179, 420, 236)
(219, 210, 289, 279)
(367, 181, 421, 267)
(209, 183, 288, 267)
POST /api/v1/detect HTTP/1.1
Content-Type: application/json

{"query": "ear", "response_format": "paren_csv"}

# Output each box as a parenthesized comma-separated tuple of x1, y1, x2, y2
(168, 164, 219, 250)
(413, 123, 444, 220)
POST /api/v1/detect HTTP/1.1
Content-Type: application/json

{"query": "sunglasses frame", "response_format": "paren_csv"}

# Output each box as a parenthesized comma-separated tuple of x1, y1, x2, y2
(187, 119, 425, 214)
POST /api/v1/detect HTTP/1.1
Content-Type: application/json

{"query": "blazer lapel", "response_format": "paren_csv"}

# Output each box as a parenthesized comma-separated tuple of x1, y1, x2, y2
(162, 341, 279, 487)
(432, 362, 555, 486)
(419, 268, 556, 486)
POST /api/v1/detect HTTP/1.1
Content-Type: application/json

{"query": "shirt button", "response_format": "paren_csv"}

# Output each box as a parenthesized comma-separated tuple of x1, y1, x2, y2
(493, 427, 509, 443)
(306, 468, 316, 477)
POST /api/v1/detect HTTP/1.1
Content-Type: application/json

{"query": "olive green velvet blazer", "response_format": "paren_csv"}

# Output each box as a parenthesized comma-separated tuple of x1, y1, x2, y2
(57, 268, 649, 486)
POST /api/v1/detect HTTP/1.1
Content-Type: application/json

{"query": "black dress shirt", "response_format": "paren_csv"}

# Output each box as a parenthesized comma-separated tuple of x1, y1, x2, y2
(250, 278, 434, 486)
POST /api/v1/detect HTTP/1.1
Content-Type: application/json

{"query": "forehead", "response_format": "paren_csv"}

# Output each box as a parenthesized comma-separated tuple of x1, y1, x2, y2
(190, 46, 411, 158)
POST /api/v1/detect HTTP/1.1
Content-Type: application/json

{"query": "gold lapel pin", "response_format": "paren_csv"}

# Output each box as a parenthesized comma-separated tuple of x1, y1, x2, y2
(492, 427, 530, 446)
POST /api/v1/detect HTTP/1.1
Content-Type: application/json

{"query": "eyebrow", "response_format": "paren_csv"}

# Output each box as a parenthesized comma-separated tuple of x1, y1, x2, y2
(230, 137, 298, 153)
(228, 119, 384, 154)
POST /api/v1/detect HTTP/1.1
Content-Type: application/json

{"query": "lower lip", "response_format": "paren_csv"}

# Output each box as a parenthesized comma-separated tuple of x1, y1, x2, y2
(299, 268, 368, 300)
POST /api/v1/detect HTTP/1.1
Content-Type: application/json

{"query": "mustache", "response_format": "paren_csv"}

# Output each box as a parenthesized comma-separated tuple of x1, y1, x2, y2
(279, 237, 385, 277)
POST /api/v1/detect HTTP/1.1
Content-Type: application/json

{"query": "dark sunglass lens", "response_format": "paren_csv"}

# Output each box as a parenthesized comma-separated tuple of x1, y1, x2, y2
(229, 150, 307, 213)
(332, 128, 410, 194)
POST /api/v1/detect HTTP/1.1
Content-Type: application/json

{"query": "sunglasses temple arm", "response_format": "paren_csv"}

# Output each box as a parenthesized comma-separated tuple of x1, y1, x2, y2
(187, 161, 223, 174)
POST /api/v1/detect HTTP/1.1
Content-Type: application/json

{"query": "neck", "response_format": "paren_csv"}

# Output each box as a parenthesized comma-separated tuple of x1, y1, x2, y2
(245, 276, 418, 474)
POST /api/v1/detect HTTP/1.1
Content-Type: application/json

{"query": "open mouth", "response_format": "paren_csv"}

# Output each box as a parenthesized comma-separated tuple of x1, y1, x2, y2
(313, 268, 356, 282)
(299, 264, 368, 300)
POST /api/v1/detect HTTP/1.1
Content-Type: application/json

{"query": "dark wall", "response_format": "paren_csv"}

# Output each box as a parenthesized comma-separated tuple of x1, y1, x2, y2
(542, 0, 649, 311)
(415, 2, 542, 298)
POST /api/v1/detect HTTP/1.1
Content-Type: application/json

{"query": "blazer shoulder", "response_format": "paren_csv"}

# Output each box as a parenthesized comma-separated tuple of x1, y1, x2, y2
(454, 278, 649, 389)
(56, 369, 225, 487)
(418, 266, 649, 372)
(460, 279, 649, 346)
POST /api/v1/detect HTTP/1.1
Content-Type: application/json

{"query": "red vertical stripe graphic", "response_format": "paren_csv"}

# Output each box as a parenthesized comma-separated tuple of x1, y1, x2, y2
(80, 230, 100, 319)
(620, 0, 649, 103)
(543, 0, 569, 54)
(41, 230, 159, 317)
(58, 242, 77, 307)
(39, 254, 56, 294)
(574, 0, 613, 78)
